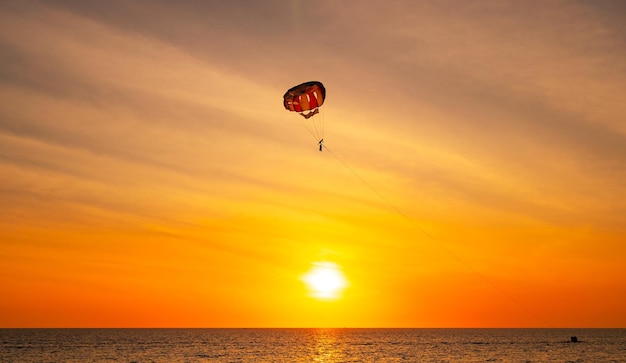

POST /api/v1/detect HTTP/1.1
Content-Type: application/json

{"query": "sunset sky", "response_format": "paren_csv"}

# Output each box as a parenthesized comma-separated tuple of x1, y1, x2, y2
(1, 0, 625, 328)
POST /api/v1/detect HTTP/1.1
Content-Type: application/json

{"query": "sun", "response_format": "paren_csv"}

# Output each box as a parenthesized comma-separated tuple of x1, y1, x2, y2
(302, 261, 348, 300)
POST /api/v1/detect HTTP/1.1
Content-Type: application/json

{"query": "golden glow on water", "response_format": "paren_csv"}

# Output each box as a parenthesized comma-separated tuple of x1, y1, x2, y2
(312, 329, 341, 362)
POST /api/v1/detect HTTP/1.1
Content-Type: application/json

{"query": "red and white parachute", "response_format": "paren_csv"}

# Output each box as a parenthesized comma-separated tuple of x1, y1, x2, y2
(283, 81, 326, 150)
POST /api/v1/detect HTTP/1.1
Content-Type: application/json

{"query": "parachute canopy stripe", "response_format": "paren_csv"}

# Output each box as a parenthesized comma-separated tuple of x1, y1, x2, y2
(308, 93, 319, 109)
(283, 81, 326, 112)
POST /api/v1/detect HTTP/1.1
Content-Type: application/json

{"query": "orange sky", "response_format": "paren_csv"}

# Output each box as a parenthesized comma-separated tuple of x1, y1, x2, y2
(1, 0, 626, 328)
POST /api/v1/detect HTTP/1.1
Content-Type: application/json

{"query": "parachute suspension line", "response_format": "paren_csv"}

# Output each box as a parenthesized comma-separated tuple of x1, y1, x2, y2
(314, 108, 325, 141)
(320, 108, 326, 140)
(298, 116, 321, 149)
(297, 109, 325, 150)
(311, 111, 320, 140)
(321, 143, 556, 328)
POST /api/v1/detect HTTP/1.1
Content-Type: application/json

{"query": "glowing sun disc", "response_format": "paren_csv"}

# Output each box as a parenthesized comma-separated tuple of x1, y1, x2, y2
(302, 261, 347, 300)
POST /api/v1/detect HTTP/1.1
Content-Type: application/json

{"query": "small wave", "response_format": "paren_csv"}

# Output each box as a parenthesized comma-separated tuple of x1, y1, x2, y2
(195, 353, 226, 359)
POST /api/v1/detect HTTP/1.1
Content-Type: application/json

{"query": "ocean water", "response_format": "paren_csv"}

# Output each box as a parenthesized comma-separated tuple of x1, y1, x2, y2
(1, 328, 625, 362)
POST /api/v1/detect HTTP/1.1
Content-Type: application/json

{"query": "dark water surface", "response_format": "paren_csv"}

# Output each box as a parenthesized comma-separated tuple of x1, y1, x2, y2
(1, 328, 625, 362)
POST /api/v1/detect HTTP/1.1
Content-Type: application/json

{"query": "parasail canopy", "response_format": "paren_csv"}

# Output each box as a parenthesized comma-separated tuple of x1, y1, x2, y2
(283, 81, 326, 119)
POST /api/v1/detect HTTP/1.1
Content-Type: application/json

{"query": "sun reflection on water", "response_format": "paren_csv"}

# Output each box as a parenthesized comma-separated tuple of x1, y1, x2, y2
(311, 328, 342, 363)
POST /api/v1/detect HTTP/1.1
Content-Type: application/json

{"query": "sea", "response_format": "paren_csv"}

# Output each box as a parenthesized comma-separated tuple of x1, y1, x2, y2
(1, 328, 625, 362)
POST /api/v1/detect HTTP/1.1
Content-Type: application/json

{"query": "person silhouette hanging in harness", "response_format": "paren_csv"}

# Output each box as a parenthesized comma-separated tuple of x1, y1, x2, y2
(318, 138, 324, 152)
